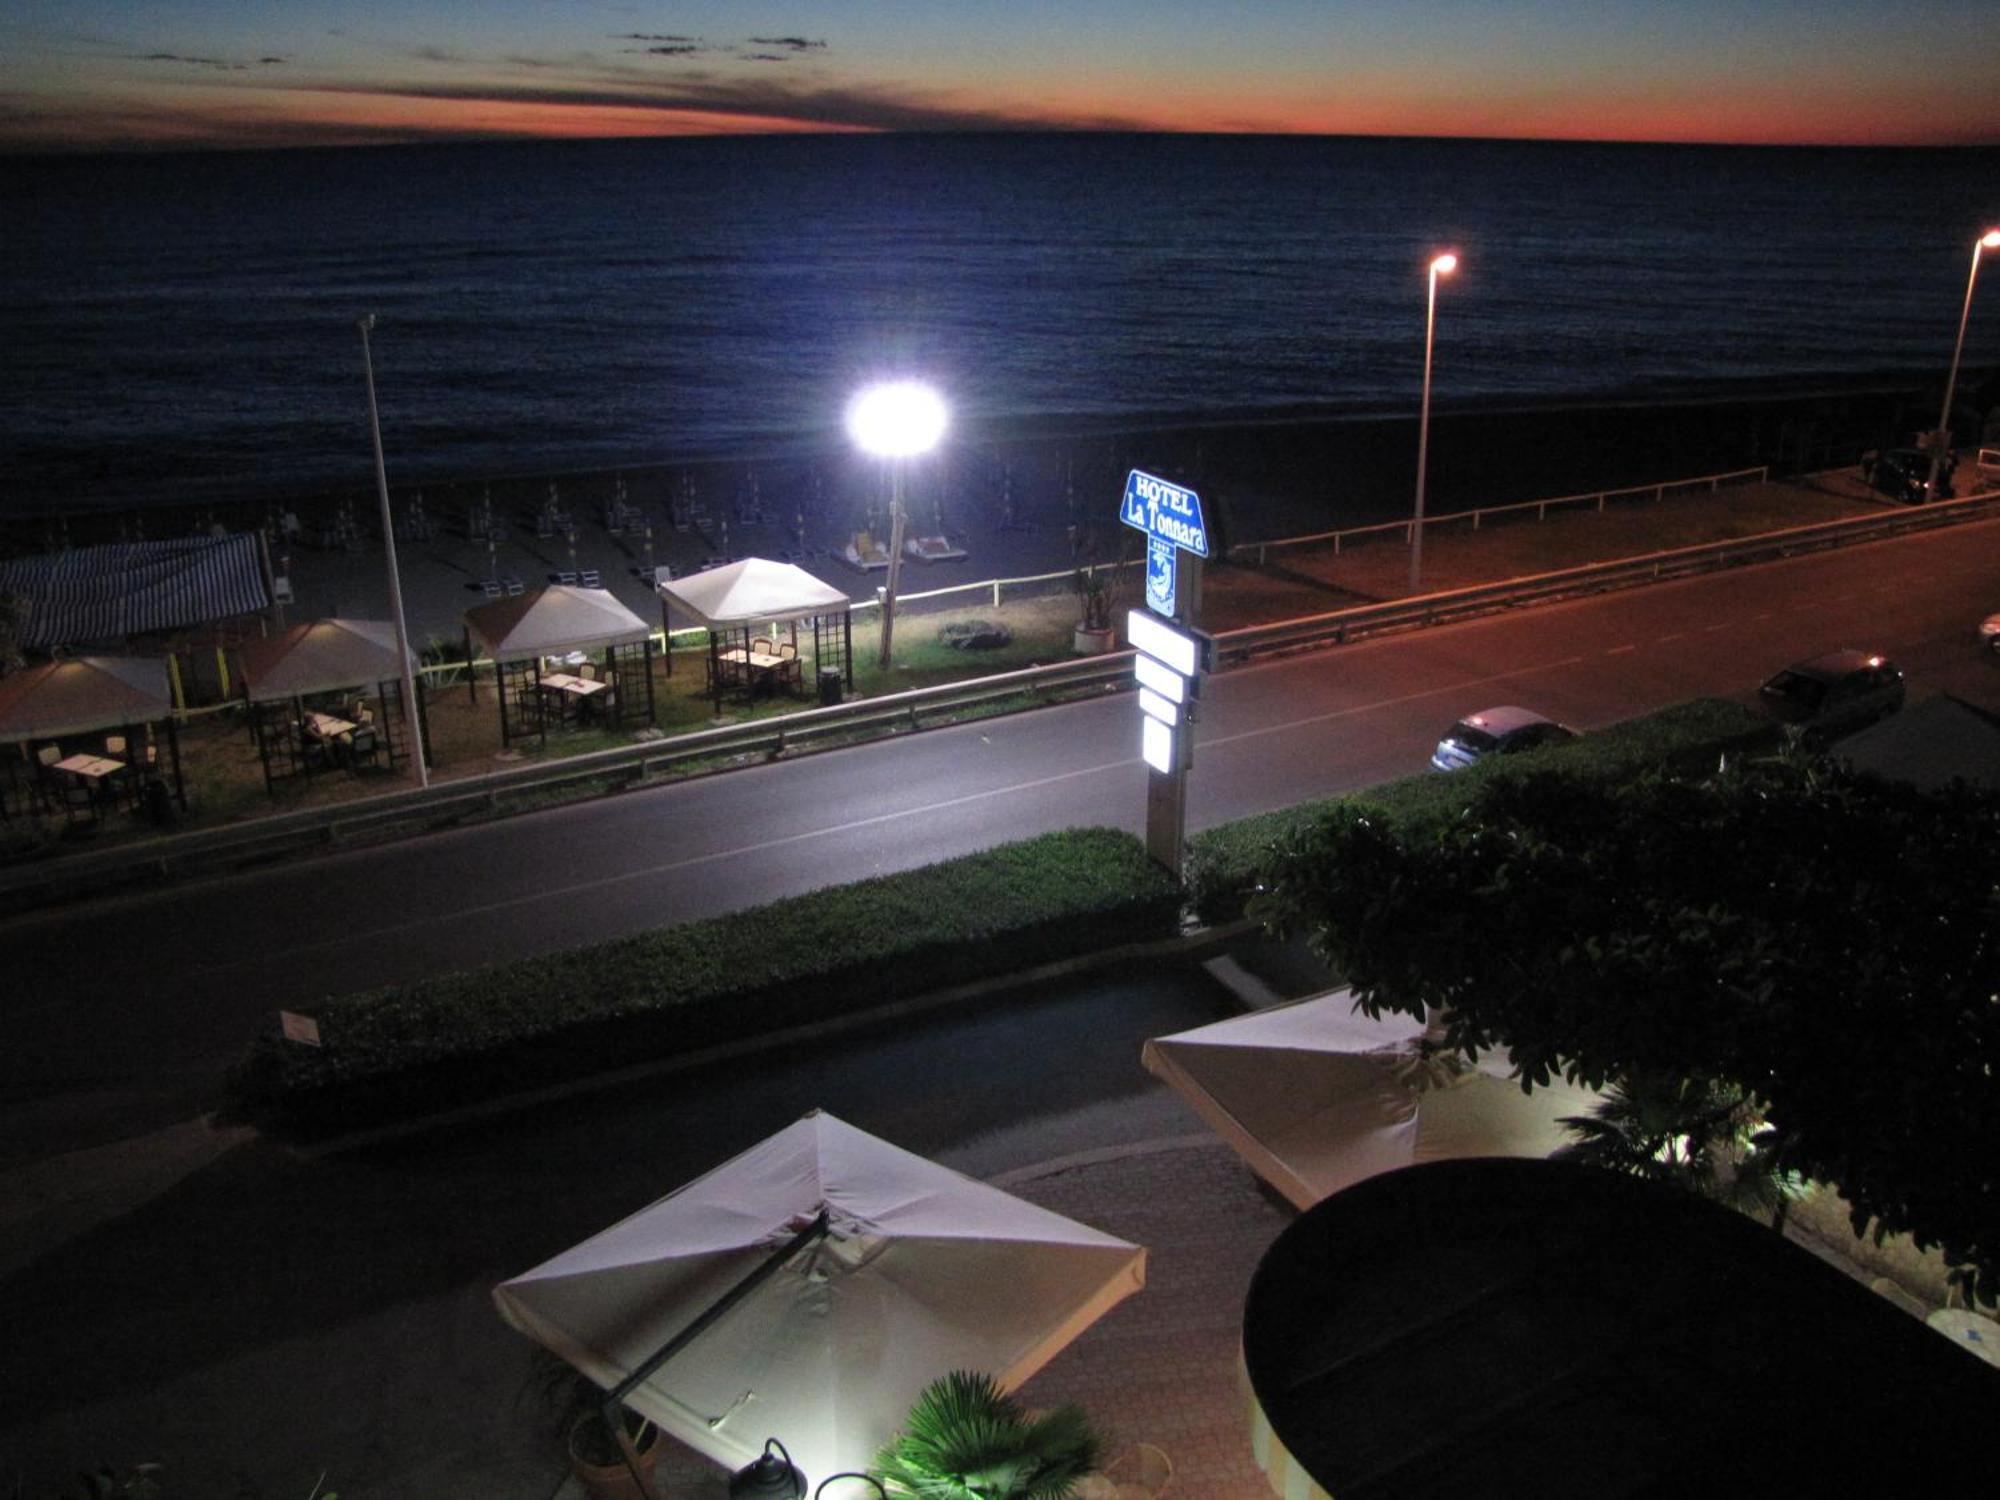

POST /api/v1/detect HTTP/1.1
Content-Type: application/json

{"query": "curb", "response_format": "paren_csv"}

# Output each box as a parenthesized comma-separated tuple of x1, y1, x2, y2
(276, 916, 1264, 1158)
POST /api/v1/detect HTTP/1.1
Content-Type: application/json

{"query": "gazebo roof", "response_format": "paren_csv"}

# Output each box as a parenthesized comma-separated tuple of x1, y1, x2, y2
(464, 584, 651, 663)
(657, 557, 850, 628)
(0, 655, 173, 742)
(239, 618, 417, 703)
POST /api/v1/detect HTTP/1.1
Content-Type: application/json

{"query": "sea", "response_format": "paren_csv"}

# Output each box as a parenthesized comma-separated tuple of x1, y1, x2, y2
(2, 132, 1997, 519)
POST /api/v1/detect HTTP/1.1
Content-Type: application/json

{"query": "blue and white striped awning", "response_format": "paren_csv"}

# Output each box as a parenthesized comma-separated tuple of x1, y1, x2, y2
(0, 534, 270, 650)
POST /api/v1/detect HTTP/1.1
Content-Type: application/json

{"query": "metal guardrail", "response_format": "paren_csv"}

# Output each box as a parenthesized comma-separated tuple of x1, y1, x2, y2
(1208, 483, 2000, 663)
(1229, 465, 1769, 565)
(0, 652, 1133, 908)
(8, 477, 1995, 910)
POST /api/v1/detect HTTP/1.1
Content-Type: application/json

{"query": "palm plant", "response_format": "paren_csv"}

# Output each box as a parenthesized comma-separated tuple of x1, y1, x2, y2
(1555, 1070, 1808, 1229)
(874, 1370, 1100, 1500)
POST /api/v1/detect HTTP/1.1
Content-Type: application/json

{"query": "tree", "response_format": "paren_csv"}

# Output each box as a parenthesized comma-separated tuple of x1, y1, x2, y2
(1255, 755, 2000, 1302)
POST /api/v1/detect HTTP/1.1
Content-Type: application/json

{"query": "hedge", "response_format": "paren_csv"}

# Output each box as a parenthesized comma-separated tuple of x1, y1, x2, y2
(225, 826, 1181, 1140)
(1184, 697, 1773, 924)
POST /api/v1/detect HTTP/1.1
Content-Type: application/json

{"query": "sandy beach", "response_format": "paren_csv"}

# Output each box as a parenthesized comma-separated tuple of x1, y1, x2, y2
(0, 380, 1962, 652)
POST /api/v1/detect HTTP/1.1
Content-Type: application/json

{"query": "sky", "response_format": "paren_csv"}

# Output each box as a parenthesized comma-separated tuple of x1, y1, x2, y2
(2, 0, 1995, 155)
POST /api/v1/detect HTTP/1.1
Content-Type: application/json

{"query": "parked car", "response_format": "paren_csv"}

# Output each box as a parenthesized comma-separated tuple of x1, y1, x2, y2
(1757, 650, 1904, 740)
(1981, 612, 2000, 654)
(1430, 705, 1578, 771)
(1861, 447, 1953, 504)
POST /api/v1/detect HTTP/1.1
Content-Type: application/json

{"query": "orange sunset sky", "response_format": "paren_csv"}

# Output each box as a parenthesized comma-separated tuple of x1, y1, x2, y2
(2, 0, 1996, 154)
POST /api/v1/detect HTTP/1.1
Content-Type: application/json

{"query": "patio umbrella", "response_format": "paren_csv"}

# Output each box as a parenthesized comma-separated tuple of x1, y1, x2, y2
(494, 1110, 1145, 1488)
(1141, 990, 1603, 1211)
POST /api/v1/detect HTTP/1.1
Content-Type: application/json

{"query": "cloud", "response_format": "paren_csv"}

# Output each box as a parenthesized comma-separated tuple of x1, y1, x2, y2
(616, 34, 698, 43)
(748, 38, 827, 52)
(134, 52, 286, 72)
(629, 45, 704, 57)
(292, 73, 1149, 134)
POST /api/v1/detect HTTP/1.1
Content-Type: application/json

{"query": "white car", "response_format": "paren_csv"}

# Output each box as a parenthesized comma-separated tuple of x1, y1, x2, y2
(1429, 705, 1578, 772)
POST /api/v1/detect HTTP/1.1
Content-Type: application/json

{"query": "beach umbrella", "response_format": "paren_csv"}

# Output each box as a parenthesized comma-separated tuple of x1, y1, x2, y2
(493, 1110, 1145, 1487)
(1141, 990, 1604, 1211)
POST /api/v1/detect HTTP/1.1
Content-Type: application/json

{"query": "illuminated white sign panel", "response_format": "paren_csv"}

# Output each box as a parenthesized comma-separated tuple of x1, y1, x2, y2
(1127, 609, 1197, 678)
(1133, 652, 1186, 703)
(1138, 686, 1177, 724)
(1142, 714, 1175, 774)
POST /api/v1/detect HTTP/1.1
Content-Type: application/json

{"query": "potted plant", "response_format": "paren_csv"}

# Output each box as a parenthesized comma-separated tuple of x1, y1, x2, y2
(1072, 566, 1116, 655)
(525, 1354, 664, 1500)
(874, 1369, 1100, 1499)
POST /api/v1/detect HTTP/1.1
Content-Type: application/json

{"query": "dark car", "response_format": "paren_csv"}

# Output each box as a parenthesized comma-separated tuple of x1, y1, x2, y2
(1862, 447, 1953, 504)
(1430, 705, 1578, 771)
(1757, 650, 1905, 741)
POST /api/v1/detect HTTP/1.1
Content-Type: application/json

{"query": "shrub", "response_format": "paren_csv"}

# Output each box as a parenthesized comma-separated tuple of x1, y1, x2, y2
(1184, 696, 1770, 923)
(225, 827, 1180, 1139)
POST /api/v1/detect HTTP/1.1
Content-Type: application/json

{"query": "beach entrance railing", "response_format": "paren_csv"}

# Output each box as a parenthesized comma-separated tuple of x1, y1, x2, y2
(1229, 465, 1769, 566)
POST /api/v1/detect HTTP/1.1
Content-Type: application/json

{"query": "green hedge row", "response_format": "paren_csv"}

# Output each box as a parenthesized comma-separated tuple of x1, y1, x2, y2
(225, 826, 1182, 1140)
(1184, 697, 1774, 924)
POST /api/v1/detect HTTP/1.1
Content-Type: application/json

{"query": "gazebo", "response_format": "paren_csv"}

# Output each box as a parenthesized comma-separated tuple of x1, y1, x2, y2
(0, 655, 185, 821)
(464, 584, 657, 746)
(656, 557, 853, 712)
(237, 618, 430, 792)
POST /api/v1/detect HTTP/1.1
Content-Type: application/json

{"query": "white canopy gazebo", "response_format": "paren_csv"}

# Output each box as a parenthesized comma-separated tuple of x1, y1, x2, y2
(463, 584, 656, 743)
(656, 558, 853, 710)
(494, 1110, 1145, 1488)
(0, 655, 184, 815)
(1142, 990, 1604, 1211)
(237, 619, 427, 786)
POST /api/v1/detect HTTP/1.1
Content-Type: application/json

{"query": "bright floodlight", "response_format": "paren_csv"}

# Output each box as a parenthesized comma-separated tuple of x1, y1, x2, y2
(846, 381, 948, 458)
(1982, 230, 2000, 249)
(1431, 253, 1459, 275)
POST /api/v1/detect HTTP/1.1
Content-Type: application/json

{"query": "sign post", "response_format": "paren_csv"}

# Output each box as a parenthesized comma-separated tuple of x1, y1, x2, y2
(1120, 470, 1210, 876)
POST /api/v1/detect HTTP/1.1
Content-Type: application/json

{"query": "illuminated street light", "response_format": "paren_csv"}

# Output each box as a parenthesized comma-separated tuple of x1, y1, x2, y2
(1410, 252, 1456, 595)
(846, 381, 948, 668)
(1926, 229, 2000, 504)
(357, 315, 429, 789)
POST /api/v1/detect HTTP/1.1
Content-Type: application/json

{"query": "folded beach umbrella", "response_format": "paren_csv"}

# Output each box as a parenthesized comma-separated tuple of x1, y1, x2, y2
(494, 1109, 1145, 1487)
(1141, 991, 1603, 1211)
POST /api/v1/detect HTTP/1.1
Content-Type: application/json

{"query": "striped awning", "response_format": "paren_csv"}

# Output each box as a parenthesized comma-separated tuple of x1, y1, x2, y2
(0, 534, 270, 649)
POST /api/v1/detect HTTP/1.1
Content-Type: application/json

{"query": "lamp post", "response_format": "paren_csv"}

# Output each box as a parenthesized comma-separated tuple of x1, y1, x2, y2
(357, 315, 430, 789)
(1925, 228, 2000, 504)
(1409, 251, 1457, 596)
(846, 381, 947, 669)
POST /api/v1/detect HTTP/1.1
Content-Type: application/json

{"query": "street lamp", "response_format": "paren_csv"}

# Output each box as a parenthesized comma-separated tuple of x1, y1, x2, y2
(846, 381, 947, 668)
(1410, 251, 1457, 595)
(1926, 228, 2000, 503)
(357, 315, 430, 789)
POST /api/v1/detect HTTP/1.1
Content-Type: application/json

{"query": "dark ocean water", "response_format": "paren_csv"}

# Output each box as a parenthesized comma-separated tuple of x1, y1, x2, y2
(2, 132, 1997, 516)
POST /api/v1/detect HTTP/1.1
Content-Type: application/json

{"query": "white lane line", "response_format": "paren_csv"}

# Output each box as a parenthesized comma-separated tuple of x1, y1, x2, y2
(1657, 632, 1687, 643)
(1607, 645, 1637, 655)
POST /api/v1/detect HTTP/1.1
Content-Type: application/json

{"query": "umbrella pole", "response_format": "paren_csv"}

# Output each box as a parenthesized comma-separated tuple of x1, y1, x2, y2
(599, 1209, 830, 1491)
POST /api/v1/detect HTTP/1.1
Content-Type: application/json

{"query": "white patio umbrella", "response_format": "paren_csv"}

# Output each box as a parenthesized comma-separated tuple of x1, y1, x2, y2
(1141, 990, 1603, 1211)
(494, 1110, 1145, 1488)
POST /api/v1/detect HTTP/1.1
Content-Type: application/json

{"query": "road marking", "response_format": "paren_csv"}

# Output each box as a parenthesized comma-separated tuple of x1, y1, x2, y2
(1607, 645, 1636, 655)
(1657, 632, 1687, 643)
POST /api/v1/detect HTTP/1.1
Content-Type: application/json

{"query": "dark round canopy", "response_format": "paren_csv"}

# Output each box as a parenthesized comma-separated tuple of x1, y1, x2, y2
(1242, 1157, 1998, 1499)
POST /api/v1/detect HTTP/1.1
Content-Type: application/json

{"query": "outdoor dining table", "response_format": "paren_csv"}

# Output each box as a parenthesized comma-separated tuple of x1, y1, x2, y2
(304, 712, 358, 740)
(537, 671, 611, 725)
(719, 648, 787, 694)
(54, 753, 126, 781)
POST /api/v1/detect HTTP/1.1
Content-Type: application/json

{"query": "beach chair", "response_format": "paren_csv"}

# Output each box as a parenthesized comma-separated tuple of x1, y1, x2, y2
(579, 568, 601, 589)
(505, 577, 525, 596)
(481, 578, 504, 599)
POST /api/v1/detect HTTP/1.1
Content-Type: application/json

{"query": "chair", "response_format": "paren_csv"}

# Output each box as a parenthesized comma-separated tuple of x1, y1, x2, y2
(1100, 1443, 1173, 1499)
(776, 642, 802, 692)
(346, 727, 381, 769)
(105, 734, 128, 758)
(505, 577, 525, 597)
(579, 568, 602, 589)
(578, 661, 598, 681)
(750, 637, 775, 657)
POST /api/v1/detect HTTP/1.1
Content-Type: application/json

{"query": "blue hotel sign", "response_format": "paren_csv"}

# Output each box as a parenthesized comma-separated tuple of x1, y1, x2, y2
(1120, 470, 1208, 618)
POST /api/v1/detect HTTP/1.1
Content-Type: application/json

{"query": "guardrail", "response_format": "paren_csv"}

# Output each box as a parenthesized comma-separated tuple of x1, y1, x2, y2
(9, 475, 1995, 911)
(0, 651, 1133, 909)
(1208, 483, 2000, 663)
(1229, 466, 1769, 566)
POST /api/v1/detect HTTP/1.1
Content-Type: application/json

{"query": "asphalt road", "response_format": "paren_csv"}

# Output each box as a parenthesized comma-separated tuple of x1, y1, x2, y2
(7, 516, 1999, 1162)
